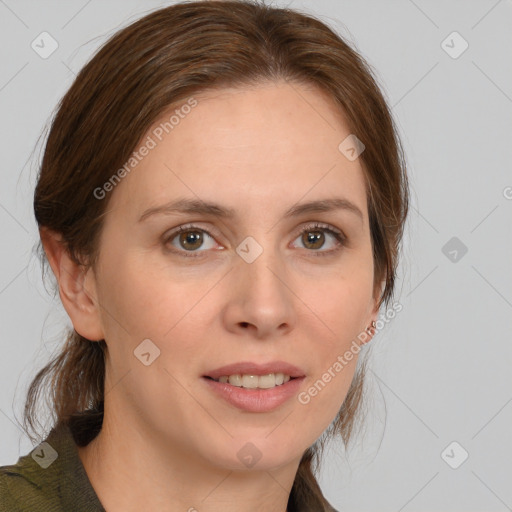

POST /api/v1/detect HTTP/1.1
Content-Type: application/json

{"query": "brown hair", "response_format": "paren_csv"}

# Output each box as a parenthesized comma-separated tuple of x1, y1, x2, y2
(24, 1, 409, 509)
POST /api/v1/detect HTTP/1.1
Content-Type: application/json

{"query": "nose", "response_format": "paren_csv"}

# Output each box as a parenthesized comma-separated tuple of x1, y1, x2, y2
(221, 239, 296, 339)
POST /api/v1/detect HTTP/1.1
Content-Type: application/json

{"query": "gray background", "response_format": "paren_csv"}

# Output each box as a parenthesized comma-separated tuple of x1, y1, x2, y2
(1, 1, 511, 510)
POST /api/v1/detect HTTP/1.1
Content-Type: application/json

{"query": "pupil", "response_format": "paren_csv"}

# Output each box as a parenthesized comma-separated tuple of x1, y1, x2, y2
(304, 231, 324, 249)
(180, 231, 202, 250)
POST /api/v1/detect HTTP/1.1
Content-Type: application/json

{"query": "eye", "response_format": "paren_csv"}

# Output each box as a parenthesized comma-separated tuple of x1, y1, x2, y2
(163, 222, 346, 258)
(163, 224, 221, 257)
(290, 222, 346, 257)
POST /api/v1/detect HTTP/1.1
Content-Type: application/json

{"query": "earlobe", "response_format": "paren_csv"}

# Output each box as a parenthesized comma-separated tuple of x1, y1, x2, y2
(40, 227, 104, 341)
(361, 285, 382, 345)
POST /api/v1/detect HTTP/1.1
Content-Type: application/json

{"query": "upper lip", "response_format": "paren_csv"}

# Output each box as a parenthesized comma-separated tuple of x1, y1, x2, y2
(204, 361, 305, 379)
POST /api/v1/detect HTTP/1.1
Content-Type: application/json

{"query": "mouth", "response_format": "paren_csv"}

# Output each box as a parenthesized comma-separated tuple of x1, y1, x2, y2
(203, 373, 300, 390)
(202, 361, 306, 412)
(202, 374, 305, 413)
(203, 361, 305, 388)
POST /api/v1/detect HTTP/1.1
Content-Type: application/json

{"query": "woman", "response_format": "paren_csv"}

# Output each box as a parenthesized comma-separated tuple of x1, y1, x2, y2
(0, 1, 409, 510)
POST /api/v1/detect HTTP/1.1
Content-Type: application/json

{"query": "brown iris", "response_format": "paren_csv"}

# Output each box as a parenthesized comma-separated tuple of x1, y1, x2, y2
(302, 229, 325, 250)
(179, 230, 204, 250)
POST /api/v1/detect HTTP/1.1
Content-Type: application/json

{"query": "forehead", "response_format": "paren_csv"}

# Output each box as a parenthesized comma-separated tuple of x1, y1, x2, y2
(108, 81, 368, 221)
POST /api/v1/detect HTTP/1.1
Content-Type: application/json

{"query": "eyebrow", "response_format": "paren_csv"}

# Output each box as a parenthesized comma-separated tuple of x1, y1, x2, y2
(138, 197, 364, 223)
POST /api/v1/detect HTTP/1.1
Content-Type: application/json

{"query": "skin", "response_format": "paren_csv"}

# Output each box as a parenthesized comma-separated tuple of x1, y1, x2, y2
(41, 80, 380, 512)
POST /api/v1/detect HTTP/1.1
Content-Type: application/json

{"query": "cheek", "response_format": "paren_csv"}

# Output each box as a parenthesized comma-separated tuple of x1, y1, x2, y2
(95, 253, 183, 342)
(296, 274, 371, 418)
(308, 271, 373, 338)
(95, 251, 219, 375)
(295, 348, 359, 445)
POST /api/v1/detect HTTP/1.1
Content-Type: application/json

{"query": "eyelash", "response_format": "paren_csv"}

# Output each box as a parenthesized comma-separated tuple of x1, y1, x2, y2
(163, 222, 346, 259)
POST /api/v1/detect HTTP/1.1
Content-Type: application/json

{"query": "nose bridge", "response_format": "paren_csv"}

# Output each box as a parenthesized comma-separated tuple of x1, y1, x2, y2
(235, 233, 284, 291)
(231, 232, 294, 321)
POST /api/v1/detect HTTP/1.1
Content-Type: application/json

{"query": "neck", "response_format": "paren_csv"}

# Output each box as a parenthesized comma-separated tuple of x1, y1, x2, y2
(77, 406, 299, 512)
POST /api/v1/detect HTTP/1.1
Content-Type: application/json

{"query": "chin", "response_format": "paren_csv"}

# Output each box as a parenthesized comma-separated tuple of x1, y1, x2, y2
(201, 433, 306, 473)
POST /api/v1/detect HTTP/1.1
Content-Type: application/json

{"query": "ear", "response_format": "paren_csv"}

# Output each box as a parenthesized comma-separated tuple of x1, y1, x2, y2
(40, 227, 104, 341)
(360, 278, 384, 345)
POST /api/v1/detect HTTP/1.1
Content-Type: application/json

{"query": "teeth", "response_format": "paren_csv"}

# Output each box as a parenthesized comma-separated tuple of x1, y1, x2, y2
(214, 373, 292, 388)
(242, 374, 259, 388)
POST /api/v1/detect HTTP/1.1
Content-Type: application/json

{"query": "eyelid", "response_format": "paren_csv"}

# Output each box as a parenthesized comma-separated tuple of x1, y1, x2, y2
(176, 222, 223, 241)
(163, 222, 223, 243)
(291, 221, 345, 240)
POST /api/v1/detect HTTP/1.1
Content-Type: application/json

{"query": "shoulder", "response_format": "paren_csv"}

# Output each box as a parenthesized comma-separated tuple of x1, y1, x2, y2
(0, 462, 56, 512)
(0, 422, 102, 512)
(0, 469, 20, 511)
(0, 426, 96, 512)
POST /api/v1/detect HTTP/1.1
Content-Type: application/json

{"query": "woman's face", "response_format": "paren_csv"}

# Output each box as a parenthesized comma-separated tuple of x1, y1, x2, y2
(84, 80, 379, 471)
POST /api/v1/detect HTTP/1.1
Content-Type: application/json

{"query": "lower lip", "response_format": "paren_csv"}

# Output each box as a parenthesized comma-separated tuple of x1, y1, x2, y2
(202, 376, 305, 413)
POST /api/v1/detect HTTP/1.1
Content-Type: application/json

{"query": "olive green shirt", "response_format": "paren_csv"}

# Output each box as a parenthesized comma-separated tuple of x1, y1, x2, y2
(0, 423, 105, 511)
(0, 422, 338, 511)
